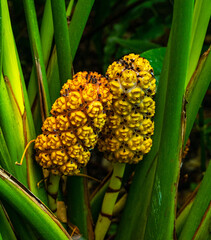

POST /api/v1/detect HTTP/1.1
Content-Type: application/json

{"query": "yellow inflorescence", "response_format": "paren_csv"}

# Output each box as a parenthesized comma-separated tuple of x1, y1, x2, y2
(98, 53, 156, 164)
(35, 72, 112, 175)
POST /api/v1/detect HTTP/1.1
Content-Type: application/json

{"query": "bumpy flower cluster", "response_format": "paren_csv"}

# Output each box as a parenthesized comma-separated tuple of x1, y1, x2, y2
(98, 53, 156, 163)
(34, 72, 112, 175)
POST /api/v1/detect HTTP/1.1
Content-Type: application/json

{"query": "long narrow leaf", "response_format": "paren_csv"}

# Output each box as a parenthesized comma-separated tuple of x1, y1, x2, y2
(0, 73, 26, 185)
(46, 0, 95, 101)
(29, 0, 74, 134)
(1, 0, 47, 202)
(51, 0, 72, 85)
(178, 161, 211, 239)
(22, 0, 51, 121)
(0, 0, 2, 73)
(192, 205, 211, 240)
(0, 128, 16, 176)
(2, 201, 40, 240)
(67, 172, 94, 239)
(185, 47, 211, 144)
(0, 202, 17, 240)
(68, 0, 95, 60)
(0, 168, 71, 240)
(176, 184, 200, 236)
(27, 0, 54, 110)
(186, 0, 211, 83)
(143, 1, 194, 239)
(28, 0, 74, 108)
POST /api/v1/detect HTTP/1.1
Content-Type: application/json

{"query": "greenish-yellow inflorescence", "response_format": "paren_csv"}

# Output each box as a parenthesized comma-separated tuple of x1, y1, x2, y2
(34, 72, 112, 175)
(98, 53, 156, 164)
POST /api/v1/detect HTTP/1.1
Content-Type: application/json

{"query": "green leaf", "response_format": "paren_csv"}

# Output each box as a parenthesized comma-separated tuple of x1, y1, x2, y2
(27, 0, 54, 113)
(0, 168, 71, 240)
(178, 161, 211, 239)
(0, 74, 27, 185)
(46, 0, 95, 92)
(187, 0, 211, 83)
(28, 0, 75, 114)
(176, 202, 194, 237)
(67, 172, 94, 240)
(1, 0, 47, 202)
(0, 1, 2, 73)
(141, 47, 166, 84)
(23, 0, 51, 120)
(0, 128, 16, 176)
(47, 47, 61, 103)
(68, 0, 95, 60)
(185, 48, 211, 145)
(51, 0, 72, 85)
(193, 205, 211, 240)
(0, 202, 17, 240)
(143, 1, 194, 239)
(1, 201, 39, 240)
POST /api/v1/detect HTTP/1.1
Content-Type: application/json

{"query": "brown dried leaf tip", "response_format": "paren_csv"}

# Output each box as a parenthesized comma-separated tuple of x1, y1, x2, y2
(34, 72, 112, 175)
(98, 53, 156, 164)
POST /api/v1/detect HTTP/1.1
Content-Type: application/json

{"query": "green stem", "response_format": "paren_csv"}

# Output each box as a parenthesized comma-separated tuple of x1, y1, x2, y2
(46, 173, 61, 214)
(95, 163, 126, 240)
(51, 0, 72, 84)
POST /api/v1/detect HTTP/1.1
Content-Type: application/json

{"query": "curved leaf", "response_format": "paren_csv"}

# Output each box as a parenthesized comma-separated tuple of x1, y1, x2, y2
(0, 168, 71, 240)
(179, 161, 211, 239)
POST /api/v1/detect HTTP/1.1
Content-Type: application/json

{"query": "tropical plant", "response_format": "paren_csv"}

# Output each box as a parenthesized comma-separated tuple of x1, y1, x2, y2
(0, 0, 210, 240)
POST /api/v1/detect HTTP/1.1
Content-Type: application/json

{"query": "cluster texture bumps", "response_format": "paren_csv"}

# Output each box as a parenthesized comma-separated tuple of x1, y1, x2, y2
(34, 72, 112, 175)
(98, 53, 156, 163)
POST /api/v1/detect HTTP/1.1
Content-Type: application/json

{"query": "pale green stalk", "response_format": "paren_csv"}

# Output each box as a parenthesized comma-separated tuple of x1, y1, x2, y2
(95, 163, 126, 240)
(46, 173, 61, 214)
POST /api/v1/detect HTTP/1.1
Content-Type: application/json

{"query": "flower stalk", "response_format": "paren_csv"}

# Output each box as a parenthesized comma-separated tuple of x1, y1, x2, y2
(95, 163, 126, 240)
(46, 173, 61, 213)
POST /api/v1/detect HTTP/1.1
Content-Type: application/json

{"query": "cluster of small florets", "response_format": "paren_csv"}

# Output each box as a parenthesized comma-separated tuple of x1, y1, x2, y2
(34, 72, 112, 175)
(98, 53, 156, 164)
